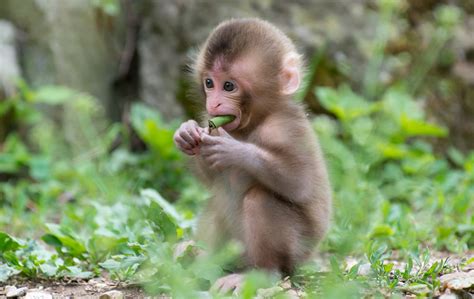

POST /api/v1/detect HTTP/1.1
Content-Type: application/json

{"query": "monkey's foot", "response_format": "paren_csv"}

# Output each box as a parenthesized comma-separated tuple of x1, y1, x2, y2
(211, 273, 245, 295)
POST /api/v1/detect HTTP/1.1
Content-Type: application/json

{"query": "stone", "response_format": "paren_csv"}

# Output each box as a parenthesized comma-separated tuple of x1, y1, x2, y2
(6, 286, 28, 298)
(24, 291, 53, 299)
(99, 290, 124, 299)
(440, 270, 474, 290)
(95, 283, 109, 289)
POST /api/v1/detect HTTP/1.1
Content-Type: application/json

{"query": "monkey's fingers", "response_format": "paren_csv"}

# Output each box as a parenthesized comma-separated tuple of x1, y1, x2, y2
(174, 136, 197, 155)
(216, 127, 231, 137)
(192, 127, 203, 142)
(191, 147, 200, 155)
(199, 144, 220, 157)
(201, 133, 220, 145)
(182, 148, 196, 156)
(179, 129, 198, 147)
(174, 135, 193, 150)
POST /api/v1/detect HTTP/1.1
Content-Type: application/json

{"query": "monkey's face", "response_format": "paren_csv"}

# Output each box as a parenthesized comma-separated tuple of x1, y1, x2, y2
(202, 63, 246, 132)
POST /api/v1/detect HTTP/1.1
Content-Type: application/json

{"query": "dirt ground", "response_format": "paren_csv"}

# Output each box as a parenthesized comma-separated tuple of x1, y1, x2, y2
(2, 251, 473, 298)
(1, 277, 149, 299)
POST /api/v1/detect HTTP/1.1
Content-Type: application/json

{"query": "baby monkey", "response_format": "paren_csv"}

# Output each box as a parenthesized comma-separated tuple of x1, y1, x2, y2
(174, 18, 332, 293)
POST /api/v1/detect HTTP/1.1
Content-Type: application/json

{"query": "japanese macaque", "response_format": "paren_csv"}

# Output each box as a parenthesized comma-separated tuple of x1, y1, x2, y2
(173, 18, 332, 293)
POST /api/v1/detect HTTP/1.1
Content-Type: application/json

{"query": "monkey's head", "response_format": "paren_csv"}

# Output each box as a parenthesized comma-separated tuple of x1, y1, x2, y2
(194, 18, 302, 132)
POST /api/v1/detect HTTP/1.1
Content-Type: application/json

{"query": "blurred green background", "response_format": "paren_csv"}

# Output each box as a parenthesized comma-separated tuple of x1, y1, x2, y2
(0, 0, 473, 297)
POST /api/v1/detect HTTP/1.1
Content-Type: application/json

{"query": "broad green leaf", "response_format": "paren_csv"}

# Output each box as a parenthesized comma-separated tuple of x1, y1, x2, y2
(371, 225, 395, 238)
(377, 143, 408, 159)
(141, 189, 187, 228)
(29, 156, 51, 181)
(42, 224, 87, 258)
(129, 103, 179, 160)
(66, 266, 93, 279)
(383, 262, 394, 273)
(142, 120, 178, 160)
(349, 117, 374, 145)
(88, 234, 129, 259)
(400, 115, 448, 137)
(0, 232, 22, 252)
(40, 264, 58, 277)
(130, 103, 163, 135)
(447, 147, 465, 167)
(382, 86, 423, 120)
(41, 234, 62, 248)
(0, 153, 21, 173)
(316, 85, 375, 121)
(99, 259, 122, 270)
(3, 252, 20, 267)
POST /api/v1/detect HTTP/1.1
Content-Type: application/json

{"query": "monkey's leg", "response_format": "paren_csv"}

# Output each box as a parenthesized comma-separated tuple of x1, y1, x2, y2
(195, 197, 231, 251)
(242, 185, 306, 275)
(212, 186, 305, 294)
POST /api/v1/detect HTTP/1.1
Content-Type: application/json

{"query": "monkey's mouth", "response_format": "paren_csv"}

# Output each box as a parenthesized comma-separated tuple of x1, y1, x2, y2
(212, 114, 241, 131)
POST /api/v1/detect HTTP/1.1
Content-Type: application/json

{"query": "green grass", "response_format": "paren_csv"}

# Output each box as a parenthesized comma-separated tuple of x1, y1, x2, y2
(0, 81, 473, 297)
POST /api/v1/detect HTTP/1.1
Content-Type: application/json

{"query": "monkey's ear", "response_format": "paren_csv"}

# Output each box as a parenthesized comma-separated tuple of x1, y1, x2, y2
(280, 52, 301, 95)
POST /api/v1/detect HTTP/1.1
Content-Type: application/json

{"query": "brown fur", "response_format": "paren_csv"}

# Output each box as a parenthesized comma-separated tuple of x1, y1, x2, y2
(176, 18, 332, 279)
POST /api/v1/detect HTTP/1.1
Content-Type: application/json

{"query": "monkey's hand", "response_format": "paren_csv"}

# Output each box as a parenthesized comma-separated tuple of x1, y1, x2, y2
(173, 120, 205, 155)
(200, 128, 247, 170)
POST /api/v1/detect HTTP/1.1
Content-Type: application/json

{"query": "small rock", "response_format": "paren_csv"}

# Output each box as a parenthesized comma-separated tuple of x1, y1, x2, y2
(95, 283, 109, 289)
(24, 291, 53, 299)
(439, 289, 460, 299)
(89, 277, 105, 284)
(439, 293, 459, 299)
(440, 270, 474, 290)
(99, 290, 124, 299)
(6, 286, 28, 298)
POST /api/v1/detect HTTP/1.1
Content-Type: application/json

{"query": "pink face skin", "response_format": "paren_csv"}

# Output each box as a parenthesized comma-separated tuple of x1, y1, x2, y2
(203, 60, 244, 132)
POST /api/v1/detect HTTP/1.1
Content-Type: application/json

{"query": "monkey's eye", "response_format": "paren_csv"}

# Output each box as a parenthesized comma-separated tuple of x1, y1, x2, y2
(223, 81, 235, 92)
(205, 78, 214, 89)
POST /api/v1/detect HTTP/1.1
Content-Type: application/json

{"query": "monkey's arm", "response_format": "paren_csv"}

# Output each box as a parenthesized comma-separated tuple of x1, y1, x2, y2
(193, 155, 218, 186)
(238, 142, 312, 202)
(200, 128, 312, 202)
